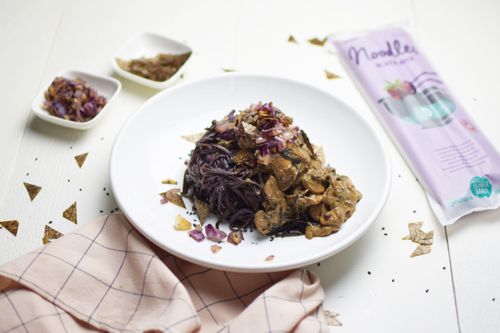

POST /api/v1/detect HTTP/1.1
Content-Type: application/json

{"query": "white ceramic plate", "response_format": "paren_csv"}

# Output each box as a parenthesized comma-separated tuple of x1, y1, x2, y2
(111, 32, 192, 90)
(111, 74, 391, 272)
(32, 70, 121, 130)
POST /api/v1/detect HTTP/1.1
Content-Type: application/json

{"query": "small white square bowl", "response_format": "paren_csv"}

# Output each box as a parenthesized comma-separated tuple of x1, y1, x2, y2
(31, 70, 121, 130)
(111, 32, 193, 90)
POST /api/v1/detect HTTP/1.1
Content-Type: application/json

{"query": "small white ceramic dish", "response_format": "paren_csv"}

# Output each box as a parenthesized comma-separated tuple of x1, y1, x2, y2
(31, 70, 121, 130)
(111, 32, 193, 90)
(110, 74, 391, 273)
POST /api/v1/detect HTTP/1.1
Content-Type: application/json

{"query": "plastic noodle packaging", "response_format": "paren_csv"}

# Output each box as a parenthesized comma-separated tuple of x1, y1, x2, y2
(332, 25, 500, 225)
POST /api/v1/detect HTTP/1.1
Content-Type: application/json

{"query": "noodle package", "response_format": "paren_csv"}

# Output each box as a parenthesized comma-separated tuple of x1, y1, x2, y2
(332, 25, 500, 225)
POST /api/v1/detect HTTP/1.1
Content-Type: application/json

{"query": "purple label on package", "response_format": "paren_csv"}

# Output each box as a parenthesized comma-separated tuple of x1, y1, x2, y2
(334, 26, 500, 225)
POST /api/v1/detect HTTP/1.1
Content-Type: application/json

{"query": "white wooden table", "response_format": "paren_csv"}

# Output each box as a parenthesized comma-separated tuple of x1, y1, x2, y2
(1, 0, 499, 332)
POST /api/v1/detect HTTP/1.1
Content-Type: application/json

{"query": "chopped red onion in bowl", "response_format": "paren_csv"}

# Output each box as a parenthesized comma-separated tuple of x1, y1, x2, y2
(42, 77, 107, 122)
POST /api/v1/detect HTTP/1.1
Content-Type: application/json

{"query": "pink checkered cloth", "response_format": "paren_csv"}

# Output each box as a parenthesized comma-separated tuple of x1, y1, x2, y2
(0, 214, 329, 333)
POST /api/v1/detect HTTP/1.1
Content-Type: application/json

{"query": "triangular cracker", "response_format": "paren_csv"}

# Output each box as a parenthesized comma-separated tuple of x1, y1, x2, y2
(63, 202, 77, 224)
(23, 182, 41, 201)
(42, 225, 63, 244)
(0, 220, 19, 236)
(74, 153, 88, 168)
(324, 70, 341, 80)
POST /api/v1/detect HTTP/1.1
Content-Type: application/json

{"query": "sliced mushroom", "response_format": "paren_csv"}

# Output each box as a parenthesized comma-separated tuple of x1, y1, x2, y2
(308, 204, 326, 222)
(263, 175, 286, 208)
(301, 172, 325, 194)
(270, 154, 299, 191)
(254, 207, 284, 235)
(320, 206, 346, 228)
(305, 224, 339, 239)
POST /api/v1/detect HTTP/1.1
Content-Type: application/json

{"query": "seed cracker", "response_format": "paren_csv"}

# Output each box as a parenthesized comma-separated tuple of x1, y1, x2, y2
(63, 201, 78, 224)
(23, 182, 41, 201)
(0, 220, 19, 237)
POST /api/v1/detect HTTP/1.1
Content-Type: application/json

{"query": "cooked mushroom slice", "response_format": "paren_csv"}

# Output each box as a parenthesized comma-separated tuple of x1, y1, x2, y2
(270, 154, 299, 191)
(309, 204, 326, 222)
(320, 206, 347, 228)
(263, 175, 287, 208)
(301, 172, 325, 194)
(254, 207, 284, 235)
(305, 224, 339, 239)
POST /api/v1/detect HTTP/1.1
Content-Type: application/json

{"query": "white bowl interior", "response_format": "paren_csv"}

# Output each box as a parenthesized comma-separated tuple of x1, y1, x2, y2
(111, 74, 391, 272)
(32, 70, 121, 129)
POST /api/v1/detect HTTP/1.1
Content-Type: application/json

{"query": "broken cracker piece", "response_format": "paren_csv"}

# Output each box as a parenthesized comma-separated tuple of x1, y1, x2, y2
(23, 182, 41, 201)
(174, 215, 192, 231)
(324, 70, 341, 80)
(194, 198, 210, 225)
(160, 188, 185, 208)
(42, 225, 63, 245)
(403, 221, 433, 257)
(0, 220, 19, 237)
(308, 37, 327, 46)
(411, 244, 432, 257)
(264, 255, 275, 262)
(63, 202, 78, 224)
(181, 132, 204, 144)
(323, 310, 342, 327)
(287, 35, 298, 44)
(74, 153, 88, 168)
(211, 244, 222, 254)
(161, 178, 178, 185)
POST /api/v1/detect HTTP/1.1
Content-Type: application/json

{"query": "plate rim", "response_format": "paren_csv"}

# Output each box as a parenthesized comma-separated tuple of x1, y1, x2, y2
(110, 73, 392, 272)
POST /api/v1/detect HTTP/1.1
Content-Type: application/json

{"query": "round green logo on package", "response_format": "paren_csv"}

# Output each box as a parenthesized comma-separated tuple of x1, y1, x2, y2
(470, 176, 492, 198)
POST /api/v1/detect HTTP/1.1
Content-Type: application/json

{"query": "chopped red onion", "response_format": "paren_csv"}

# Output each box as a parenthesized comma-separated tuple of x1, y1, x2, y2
(188, 229, 205, 242)
(205, 224, 227, 242)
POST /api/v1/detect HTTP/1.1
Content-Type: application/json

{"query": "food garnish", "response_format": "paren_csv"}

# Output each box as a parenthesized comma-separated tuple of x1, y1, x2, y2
(0, 220, 19, 237)
(63, 201, 78, 224)
(42, 77, 107, 122)
(183, 102, 362, 240)
(188, 229, 205, 242)
(23, 182, 41, 201)
(205, 224, 227, 242)
(227, 230, 243, 245)
(74, 153, 88, 168)
(161, 178, 178, 185)
(402, 222, 433, 257)
(210, 244, 222, 253)
(264, 255, 275, 262)
(117, 52, 191, 82)
(160, 188, 185, 208)
(42, 225, 63, 244)
(174, 215, 192, 231)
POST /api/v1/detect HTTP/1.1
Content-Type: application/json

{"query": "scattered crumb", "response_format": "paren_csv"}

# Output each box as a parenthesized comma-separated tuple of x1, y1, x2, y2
(222, 68, 237, 72)
(323, 310, 342, 326)
(324, 70, 341, 80)
(211, 244, 222, 253)
(161, 178, 178, 185)
(308, 37, 327, 46)
(287, 35, 298, 44)
(265, 255, 275, 262)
